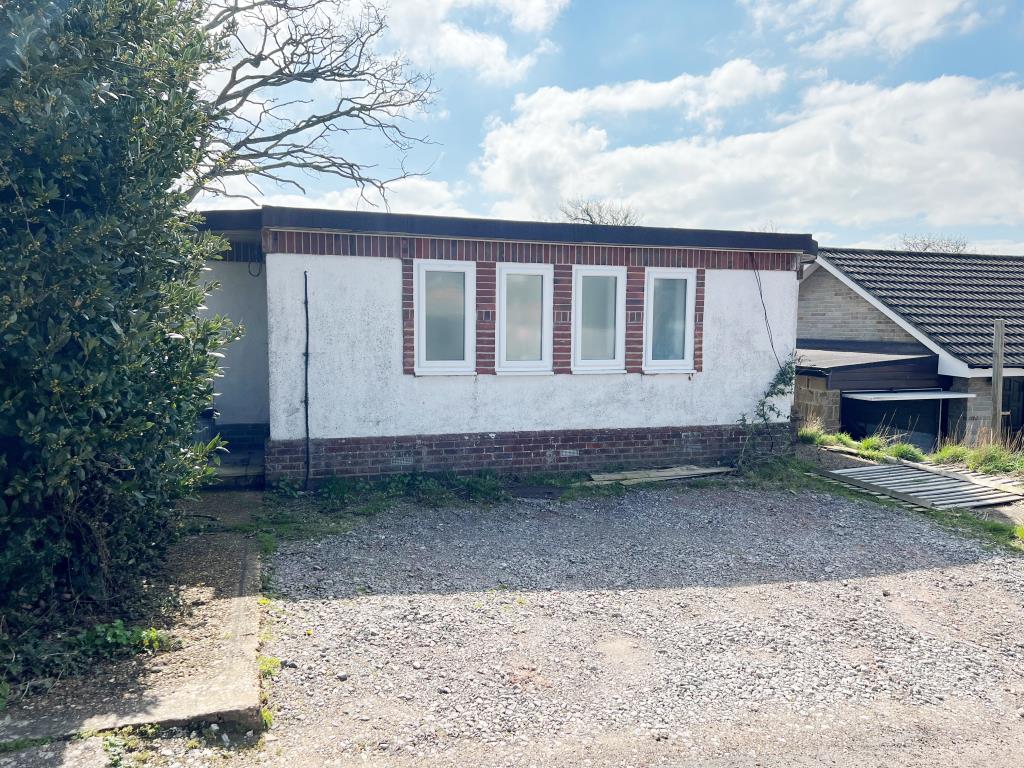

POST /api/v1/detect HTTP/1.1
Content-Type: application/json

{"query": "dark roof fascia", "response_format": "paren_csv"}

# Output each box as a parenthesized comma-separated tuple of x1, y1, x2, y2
(197, 208, 262, 232)
(200, 206, 818, 254)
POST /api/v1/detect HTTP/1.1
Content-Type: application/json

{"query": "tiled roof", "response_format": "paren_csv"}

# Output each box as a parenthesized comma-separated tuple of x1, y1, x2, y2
(820, 247, 1024, 368)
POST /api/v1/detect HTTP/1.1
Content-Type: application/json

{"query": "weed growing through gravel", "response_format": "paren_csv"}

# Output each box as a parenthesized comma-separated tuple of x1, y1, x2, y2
(0, 736, 54, 755)
(258, 655, 281, 678)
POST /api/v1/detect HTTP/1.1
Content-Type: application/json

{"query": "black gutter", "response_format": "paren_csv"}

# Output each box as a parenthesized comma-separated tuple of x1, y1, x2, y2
(200, 206, 818, 255)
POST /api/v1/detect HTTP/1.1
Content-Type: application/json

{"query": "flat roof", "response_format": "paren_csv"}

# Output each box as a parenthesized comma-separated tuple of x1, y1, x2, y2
(796, 348, 934, 371)
(842, 391, 975, 402)
(200, 206, 818, 254)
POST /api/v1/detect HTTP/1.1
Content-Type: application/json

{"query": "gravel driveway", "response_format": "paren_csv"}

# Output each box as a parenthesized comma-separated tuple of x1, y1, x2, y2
(250, 484, 1024, 767)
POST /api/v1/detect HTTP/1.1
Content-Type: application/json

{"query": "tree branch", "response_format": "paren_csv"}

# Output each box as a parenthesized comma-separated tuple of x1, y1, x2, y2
(191, 0, 435, 202)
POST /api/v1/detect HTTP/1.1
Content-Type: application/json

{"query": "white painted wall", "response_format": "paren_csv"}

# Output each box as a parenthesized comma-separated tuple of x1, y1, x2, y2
(265, 253, 798, 440)
(203, 261, 270, 424)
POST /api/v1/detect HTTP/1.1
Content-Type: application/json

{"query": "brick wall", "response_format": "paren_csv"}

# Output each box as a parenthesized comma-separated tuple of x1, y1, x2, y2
(265, 423, 793, 482)
(798, 268, 920, 345)
(792, 374, 842, 432)
(948, 377, 993, 443)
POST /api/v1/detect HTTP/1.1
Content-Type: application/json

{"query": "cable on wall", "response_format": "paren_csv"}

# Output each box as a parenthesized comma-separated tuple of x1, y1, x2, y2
(748, 251, 783, 370)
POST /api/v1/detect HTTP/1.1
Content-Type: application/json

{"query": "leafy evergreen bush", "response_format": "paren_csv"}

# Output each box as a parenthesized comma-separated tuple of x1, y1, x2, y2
(0, 0, 233, 683)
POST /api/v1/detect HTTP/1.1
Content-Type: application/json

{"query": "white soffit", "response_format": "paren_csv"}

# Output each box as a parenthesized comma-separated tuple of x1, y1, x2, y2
(842, 391, 976, 402)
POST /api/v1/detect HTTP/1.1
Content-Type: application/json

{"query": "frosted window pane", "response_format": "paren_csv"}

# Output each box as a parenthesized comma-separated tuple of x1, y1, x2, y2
(505, 273, 543, 361)
(651, 278, 687, 361)
(424, 271, 465, 361)
(580, 275, 616, 360)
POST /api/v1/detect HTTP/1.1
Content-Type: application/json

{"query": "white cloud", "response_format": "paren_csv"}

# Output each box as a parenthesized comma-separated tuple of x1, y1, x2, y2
(387, 0, 568, 84)
(195, 177, 475, 218)
(480, 0, 569, 33)
(965, 239, 1024, 256)
(475, 59, 787, 218)
(840, 234, 1024, 255)
(475, 70, 1024, 233)
(741, 0, 984, 59)
(509, 59, 786, 126)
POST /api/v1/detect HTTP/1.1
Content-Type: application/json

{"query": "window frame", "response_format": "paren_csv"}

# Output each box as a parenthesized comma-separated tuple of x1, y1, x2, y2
(643, 266, 697, 374)
(571, 264, 627, 374)
(413, 259, 476, 376)
(496, 262, 554, 375)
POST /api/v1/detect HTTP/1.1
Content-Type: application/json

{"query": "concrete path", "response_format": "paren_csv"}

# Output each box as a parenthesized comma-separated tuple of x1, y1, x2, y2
(0, 494, 264, 756)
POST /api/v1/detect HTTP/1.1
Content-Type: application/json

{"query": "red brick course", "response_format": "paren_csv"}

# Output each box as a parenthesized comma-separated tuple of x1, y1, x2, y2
(265, 228, 793, 377)
(265, 423, 792, 482)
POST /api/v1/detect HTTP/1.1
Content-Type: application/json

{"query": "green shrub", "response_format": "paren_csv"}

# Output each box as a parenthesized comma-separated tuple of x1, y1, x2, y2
(887, 443, 925, 462)
(814, 432, 839, 446)
(0, 0, 231, 688)
(931, 444, 971, 465)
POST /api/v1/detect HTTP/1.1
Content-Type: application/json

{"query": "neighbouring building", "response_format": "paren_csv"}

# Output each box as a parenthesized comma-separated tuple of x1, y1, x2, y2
(796, 247, 1024, 450)
(201, 206, 817, 483)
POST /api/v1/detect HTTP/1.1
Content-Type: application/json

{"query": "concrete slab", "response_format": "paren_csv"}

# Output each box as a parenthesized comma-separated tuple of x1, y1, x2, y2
(0, 735, 108, 768)
(0, 497, 264, 747)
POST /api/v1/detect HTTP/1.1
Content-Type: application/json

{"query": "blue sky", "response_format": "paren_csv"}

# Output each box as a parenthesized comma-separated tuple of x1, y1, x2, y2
(204, 0, 1024, 252)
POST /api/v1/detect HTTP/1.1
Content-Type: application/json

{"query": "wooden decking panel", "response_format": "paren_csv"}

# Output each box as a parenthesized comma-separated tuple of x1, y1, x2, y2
(826, 463, 1024, 510)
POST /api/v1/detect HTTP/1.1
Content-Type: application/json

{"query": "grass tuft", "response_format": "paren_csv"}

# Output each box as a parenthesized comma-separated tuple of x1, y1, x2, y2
(928, 442, 1024, 476)
(931, 444, 971, 465)
(968, 444, 1022, 474)
(858, 435, 887, 452)
(887, 443, 925, 462)
(797, 424, 823, 444)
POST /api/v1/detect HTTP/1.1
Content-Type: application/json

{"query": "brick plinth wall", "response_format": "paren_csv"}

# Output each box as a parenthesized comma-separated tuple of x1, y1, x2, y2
(265, 423, 793, 483)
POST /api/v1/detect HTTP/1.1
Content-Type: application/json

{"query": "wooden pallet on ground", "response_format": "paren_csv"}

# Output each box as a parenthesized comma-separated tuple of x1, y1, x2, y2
(824, 462, 1023, 510)
(586, 465, 735, 486)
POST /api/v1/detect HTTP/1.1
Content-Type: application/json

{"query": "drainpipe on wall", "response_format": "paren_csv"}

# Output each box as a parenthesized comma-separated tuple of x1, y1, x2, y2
(303, 270, 311, 490)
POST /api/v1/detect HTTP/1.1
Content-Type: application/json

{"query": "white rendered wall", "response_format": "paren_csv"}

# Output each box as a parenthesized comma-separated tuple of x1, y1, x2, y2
(265, 253, 798, 440)
(202, 261, 270, 424)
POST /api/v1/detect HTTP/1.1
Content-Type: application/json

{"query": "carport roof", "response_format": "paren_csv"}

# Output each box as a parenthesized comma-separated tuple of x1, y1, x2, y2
(797, 348, 934, 372)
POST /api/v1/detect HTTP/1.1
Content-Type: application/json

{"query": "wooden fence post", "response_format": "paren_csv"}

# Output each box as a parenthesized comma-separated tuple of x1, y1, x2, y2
(992, 319, 1005, 443)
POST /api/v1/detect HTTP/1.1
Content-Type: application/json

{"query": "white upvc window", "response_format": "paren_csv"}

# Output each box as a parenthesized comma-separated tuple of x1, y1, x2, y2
(572, 265, 627, 374)
(643, 267, 697, 373)
(496, 263, 553, 374)
(414, 259, 476, 375)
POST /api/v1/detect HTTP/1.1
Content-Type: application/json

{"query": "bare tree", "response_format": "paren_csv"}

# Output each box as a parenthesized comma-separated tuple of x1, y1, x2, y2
(189, 0, 434, 201)
(899, 234, 970, 253)
(559, 197, 643, 226)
